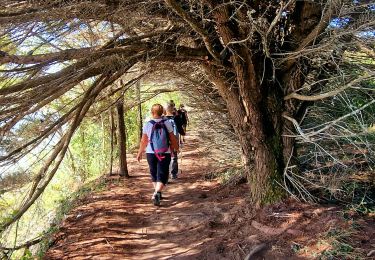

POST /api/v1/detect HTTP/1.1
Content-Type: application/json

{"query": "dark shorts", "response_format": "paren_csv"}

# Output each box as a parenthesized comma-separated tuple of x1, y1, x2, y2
(146, 153, 171, 185)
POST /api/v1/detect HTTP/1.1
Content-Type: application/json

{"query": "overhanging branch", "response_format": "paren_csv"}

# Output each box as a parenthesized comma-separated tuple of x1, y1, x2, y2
(164, 0, 221, 61)
(284, 74, 374, 101)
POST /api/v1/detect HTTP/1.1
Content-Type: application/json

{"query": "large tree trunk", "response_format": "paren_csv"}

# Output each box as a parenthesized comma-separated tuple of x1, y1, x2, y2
(202, 2, 325, 205)
(204, 64, 286, 206)
(226, 74, 287, 206)
(231, 85, 286, 206)
(116, 100, 129, 177)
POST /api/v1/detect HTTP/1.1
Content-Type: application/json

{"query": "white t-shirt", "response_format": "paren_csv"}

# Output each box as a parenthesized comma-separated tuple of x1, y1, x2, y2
(143, 118, 174, 153)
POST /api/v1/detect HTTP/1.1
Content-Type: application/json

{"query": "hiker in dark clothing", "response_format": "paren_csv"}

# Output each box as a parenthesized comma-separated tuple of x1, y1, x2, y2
(137, 104, 179, 206)
(173, 110, 185, 137)
(167, 100, 177, 116)
(166, 100, 185, 143)
(165, 104, 179, 179)
(169, 100, 176, 110)
(177, 104, 188, 143)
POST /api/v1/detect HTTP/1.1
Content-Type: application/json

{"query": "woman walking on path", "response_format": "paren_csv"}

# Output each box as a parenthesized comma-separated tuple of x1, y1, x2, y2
(137, 104, 179, 206)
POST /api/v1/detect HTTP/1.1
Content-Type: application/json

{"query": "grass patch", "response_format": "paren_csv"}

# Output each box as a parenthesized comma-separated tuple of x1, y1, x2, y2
(319, 227, 357, 259)
(204, 167, 246, 186)
(295, 216, 368, 260)
(315, 220, 368, 260)
(35, 177, 107, 258)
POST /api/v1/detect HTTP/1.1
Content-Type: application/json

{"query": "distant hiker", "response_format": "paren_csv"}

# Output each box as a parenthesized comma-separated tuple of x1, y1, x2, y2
(177, 104, 189, 143)
(165, 104, 179, 179)
(169, 99, 176, 109)
(137, 104, 179, 206)
(166, 100, 185, 142)
(167, 100, 177, 116)
(162, 106, 167, 116)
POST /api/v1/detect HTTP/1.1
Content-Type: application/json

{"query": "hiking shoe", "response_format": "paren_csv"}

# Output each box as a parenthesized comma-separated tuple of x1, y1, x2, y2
(157, 191, 162, 200)
(172, 174, 178, 179)
(153, 192, 161, 206)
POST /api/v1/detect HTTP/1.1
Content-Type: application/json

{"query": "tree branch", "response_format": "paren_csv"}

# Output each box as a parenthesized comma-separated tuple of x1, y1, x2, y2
(284, 74, 374, 101)
(164, 0, 221, 61)
(0, 237, 42, 251)
(283, 0, 342, 68)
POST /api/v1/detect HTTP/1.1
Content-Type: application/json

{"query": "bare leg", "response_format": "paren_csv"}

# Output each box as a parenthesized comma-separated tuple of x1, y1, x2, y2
(155, 182, 165, 192)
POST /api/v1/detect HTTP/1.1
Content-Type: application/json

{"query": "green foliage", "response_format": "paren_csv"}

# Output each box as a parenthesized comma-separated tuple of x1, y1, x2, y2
(125, 106, 142, 151)
(296, 74, 375, 207)
(69, 120, 107, 180)
(296, 220, 365, 260)
(219, 168, 244, 185)
(318, 227, 357, 260)
(343, 182, 375, 215)
(20, 249, 33, 260)
(204, 167, 246, 186)
(36, 177, 107, 258)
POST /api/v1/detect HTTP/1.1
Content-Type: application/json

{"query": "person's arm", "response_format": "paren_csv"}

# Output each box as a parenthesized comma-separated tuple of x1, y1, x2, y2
(137, 134, 148, 162)
(169, 132, 179, 152)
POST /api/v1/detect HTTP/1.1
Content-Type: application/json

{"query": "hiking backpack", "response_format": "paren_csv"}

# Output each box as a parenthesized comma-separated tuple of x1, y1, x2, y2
(149, 119, 170, 161)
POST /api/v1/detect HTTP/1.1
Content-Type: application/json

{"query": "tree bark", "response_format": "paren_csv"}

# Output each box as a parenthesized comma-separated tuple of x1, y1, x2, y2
(109, 108, 115, 176)
(199, 1, 329, 206)
(136, 80, 142, 144)
(100, 113, 106, 172)
(204, 62, 286, 206)
(204, 7, 284, 206)
(79, 126, 88, 181)
(116, 99, 129, 177)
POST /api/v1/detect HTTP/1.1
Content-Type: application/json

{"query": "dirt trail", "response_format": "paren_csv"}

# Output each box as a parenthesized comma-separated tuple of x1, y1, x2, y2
(45, 135, 375, 260)
(46, 135, 224, 259)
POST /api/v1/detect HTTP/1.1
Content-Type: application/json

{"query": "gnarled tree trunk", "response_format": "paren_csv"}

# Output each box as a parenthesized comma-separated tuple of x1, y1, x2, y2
(205, 61, 286, 206)
(198, 1, 327, 206)
(116, 99, 129, 178)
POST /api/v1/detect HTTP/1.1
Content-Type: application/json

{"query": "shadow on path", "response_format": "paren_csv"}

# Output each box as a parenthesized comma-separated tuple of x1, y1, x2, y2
(45, 135, 224, 260)
(45, 134, 375, 260)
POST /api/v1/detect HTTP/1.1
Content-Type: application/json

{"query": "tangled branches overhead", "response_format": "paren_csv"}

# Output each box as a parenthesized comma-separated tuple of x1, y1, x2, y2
(0, 0, 374, 242)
